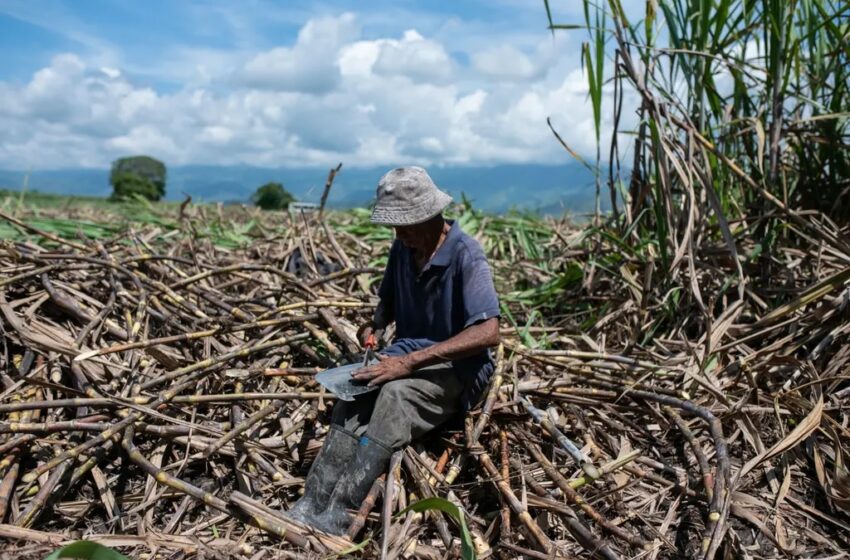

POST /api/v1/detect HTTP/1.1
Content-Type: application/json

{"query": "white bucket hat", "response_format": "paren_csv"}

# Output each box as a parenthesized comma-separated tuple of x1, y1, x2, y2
(370, 167, 453, 226)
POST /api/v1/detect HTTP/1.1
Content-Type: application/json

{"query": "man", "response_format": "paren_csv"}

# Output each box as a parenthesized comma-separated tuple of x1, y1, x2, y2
(286, 166, 501, 535)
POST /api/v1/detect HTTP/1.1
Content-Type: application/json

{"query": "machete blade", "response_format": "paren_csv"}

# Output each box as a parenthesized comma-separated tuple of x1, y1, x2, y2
(314, 358, 380, 401)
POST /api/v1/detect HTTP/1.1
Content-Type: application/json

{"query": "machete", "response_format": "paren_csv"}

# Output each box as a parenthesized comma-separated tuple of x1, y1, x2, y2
(315, 329, 383, 401)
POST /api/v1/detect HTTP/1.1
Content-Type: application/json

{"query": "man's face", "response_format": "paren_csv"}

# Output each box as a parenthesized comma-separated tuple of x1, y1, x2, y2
(393, 223, 428, 251)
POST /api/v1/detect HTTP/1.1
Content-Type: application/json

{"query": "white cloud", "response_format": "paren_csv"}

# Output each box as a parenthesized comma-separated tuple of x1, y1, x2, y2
(100, 67, 121, 79)
(240, 13, 359, 92)
(372, 30, 454, 83)
(472, 45, 539, 81)
(0, 12, 631, 171)
(337, 29, 454, 85)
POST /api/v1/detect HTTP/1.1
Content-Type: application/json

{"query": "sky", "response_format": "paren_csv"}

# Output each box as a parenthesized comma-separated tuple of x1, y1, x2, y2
(0, 0, 628, 171)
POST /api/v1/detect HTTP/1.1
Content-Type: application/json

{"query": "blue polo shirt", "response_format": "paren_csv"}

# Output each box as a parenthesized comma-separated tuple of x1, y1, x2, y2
(374, 220, 501, 411)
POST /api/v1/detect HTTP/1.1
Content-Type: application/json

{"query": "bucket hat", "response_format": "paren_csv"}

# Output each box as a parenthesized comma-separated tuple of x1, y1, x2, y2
(370, 167, 453, 226)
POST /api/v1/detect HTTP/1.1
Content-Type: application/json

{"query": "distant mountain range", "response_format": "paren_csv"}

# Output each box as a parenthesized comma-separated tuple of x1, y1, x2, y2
(0, 163, 609, 215)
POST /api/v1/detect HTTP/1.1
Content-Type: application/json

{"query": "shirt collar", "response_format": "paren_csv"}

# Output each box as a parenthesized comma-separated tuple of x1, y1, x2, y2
(428, 219, 462, 268)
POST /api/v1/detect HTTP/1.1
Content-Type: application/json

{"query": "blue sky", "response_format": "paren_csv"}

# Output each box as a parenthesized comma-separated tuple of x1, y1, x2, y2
(0, 1, 628, 170)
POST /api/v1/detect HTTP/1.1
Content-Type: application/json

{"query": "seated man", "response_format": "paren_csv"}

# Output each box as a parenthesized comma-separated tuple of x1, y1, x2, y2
(287, 166, 501, 535)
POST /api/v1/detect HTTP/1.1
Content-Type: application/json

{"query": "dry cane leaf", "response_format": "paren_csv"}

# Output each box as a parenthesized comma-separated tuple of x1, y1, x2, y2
(731, 504, 793, 553)
(775, 514, 788, 551)
(774, 462, 792, 510)
(736, 398, 824, 483)
(827, 428, 850, 512)
(613, 435, 632, 487)
(813, 444, 827, 489)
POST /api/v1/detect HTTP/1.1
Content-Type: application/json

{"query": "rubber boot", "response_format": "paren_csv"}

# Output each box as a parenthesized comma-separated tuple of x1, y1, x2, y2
(312, 436, 392, 535)
(284, 427, 358, 523)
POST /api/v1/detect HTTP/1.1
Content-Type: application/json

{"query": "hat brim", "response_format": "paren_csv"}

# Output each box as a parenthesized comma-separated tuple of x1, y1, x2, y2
(370, 190, 452, 226)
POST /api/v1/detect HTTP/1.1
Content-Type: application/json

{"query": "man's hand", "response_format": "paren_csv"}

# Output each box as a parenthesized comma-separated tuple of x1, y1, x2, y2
(351, 354, 414, 386)
(357, 324, 374, 348)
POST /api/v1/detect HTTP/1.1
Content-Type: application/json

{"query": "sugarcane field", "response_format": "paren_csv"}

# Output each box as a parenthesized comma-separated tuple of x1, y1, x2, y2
(0, 1, 848, 559)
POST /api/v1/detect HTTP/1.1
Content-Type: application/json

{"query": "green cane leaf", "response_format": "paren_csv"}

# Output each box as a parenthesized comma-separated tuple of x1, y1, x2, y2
(397, 497, 476, 560)
(322, 536, 372, 559)
(44, 540, 130, 560)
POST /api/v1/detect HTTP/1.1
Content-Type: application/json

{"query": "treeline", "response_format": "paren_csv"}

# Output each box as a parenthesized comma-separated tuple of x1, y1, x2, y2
(109, 155, 295, 210)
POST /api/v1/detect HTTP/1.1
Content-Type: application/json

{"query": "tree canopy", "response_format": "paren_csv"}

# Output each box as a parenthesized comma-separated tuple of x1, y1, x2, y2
(110, 156, 166, 202)
(252, 182, 295, 210)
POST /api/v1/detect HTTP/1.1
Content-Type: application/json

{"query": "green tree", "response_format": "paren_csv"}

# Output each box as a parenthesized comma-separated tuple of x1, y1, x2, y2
(252, 182, 295, 210)
(110, 156, 166, 201)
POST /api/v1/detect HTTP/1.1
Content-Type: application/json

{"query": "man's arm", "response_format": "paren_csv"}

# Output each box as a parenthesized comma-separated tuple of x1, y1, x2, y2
(405, 317, 499, 367)
(351, 317, 499, 386)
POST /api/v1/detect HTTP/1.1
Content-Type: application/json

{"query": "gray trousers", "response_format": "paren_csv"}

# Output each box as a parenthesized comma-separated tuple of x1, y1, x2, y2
(330, 365, 463, 450)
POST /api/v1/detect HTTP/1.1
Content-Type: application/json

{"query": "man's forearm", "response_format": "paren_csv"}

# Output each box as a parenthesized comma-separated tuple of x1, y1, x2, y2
(353, 317, 500, 386)
(404, 318, 500, 369)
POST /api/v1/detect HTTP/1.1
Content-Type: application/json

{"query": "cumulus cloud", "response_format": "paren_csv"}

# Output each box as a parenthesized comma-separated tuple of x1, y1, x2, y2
(372, 30, 455, 83)
(337, 29, 455, 85)
(472, 45, 540, 81)
(240, 13, 359, 92)
(0, 13, 629, 171)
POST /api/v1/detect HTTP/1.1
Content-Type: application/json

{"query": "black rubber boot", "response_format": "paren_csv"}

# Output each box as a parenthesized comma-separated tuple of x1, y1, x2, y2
(284, 427, 358, 523)
(312, 436, 392, 535)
